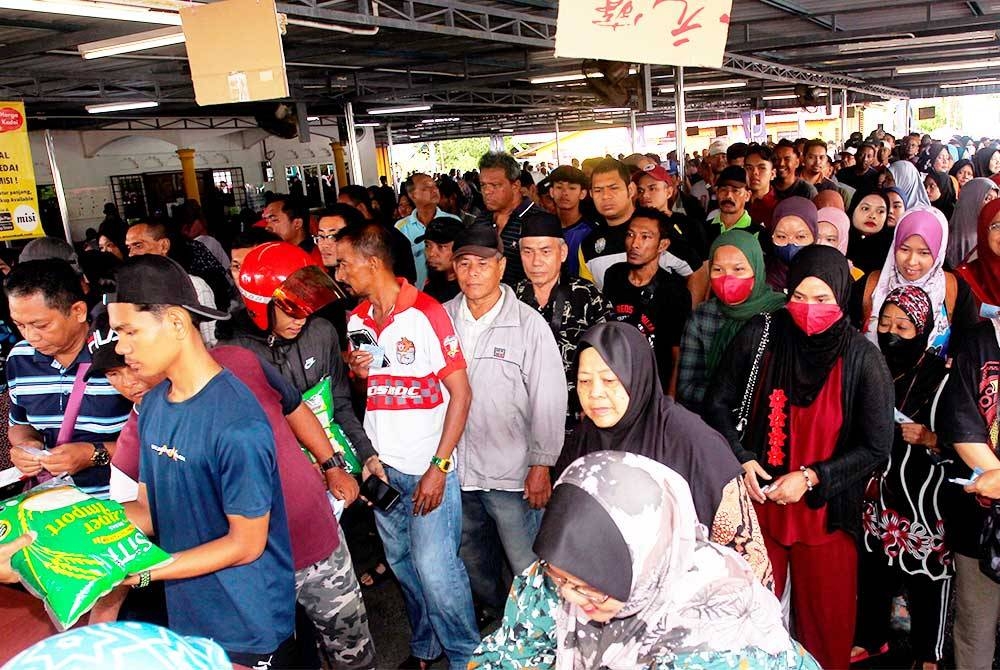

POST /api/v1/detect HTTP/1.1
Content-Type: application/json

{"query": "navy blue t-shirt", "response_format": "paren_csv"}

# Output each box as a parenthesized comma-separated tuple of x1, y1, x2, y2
(137, 369, 295, 655)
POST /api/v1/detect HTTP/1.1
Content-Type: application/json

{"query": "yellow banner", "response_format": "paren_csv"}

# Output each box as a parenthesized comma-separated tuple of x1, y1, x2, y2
(0, 102, 43, 241)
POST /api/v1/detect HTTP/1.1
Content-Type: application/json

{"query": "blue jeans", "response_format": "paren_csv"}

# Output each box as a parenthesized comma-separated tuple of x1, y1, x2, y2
(374, 466, 479, 670)
(459, 489, 543, 614)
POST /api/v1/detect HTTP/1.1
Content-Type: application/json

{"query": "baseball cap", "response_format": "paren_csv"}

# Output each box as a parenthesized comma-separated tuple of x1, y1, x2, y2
(708, 139, 729, 156)
(110, 255, 231, 321)
(633, 164, 673, 184)
(452, 223, 501, 259)
(717, 165, 748, 189)
(547, 165, 588, 187)
(19, 237, 82, 275)
(416, 216, 464, 245)
(86, 309, 125, 377)
(521, 217, 563, 239)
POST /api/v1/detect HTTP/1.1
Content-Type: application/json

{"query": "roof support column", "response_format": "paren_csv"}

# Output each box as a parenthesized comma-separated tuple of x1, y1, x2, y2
(840, 89, 848, 148)
(674, 67, 686, 178)
(176, 148, 200, 201)
(43, 130, 72, 244)
(344, 102, 364, 185)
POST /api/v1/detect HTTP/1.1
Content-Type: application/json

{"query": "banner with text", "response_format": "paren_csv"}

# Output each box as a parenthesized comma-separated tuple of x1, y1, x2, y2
(555, 0, 733, 68)
(0, 102, 42, 241)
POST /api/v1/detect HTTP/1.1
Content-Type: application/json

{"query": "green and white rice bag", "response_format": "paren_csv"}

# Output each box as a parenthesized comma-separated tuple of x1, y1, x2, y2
(0, 484, 172, 630)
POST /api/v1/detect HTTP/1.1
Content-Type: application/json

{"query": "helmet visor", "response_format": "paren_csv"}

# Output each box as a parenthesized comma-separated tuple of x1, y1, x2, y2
(272, 265, 344, 319)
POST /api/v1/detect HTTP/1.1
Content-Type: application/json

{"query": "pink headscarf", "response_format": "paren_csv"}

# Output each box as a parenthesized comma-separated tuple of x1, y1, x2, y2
(817, 207, 850, 256)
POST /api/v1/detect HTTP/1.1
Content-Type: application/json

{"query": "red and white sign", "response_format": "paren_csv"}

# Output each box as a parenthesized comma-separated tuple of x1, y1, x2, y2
(0, 107, 24, 133)
(555, 0, 734, 68)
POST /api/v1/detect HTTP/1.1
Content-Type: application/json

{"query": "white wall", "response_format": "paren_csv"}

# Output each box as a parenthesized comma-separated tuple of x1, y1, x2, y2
(27, 122, 343, 239)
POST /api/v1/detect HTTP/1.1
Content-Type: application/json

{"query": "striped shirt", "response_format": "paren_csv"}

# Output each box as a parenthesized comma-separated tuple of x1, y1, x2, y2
(7, 341, 131, 498)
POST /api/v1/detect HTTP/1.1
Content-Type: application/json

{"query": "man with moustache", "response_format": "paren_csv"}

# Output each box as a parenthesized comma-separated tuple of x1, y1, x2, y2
(705, 166, 764, 245)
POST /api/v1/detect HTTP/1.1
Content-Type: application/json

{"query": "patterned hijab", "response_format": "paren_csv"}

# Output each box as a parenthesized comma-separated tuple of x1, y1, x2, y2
(867, 208, 951, 354)
(537, 451, 795, 670)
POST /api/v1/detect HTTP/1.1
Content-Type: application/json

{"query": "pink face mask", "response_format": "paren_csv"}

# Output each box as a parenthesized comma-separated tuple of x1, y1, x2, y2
(711, 275, 754, 306)
(787, 301, 843, 336)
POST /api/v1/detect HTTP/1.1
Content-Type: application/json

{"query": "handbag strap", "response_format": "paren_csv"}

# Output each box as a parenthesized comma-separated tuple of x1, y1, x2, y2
(735, 313, 771, 435)
(55, 362, 92, 446)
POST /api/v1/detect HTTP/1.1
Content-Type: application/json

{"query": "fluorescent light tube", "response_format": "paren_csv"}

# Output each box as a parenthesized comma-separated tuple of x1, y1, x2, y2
(0, 0, 181, 24)
(897, 59, 1000, 74)
(79, 27, 185, 59)
(368, 105, 432, 115)
(86, 100, 159, 114)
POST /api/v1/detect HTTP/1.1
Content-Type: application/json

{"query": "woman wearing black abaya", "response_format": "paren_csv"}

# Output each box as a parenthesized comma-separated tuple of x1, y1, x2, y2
(703, 245, 893, 670)
(557, 321, 774, 589)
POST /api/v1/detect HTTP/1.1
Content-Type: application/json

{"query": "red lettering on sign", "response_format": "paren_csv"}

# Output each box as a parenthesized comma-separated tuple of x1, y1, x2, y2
(0, 107, 23, 133)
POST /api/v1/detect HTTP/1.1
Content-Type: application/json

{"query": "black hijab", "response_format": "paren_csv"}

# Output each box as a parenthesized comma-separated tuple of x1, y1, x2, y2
(949, 158, 974, 182)
(846, 189, 894, 273)
(559, 322, 742, 525)
(973, 146, 999, 178)
(743, 246, 854, 475)
(925, 169, 957, 220)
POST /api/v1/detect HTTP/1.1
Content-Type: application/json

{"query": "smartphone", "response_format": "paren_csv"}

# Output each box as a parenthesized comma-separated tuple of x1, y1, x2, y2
(348, 330, 390, 368)
(361, 476, 401, 512)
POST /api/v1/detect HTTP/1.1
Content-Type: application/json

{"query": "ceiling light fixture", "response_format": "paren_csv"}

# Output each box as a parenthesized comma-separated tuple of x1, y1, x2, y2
(662, 80, 747, 92)
(940, 79, 1000, 88)
(593, 106, 631, 112)
(85, 100, 159, 114)
(897, 58, 1000, 74)
(762, 93, 798, 100)
(355, 122, 381, 127)
(368, 104, 432, 115)
(78, 27, 185, 59)
(0, 0, 181, 24)
(530, 72, 603, 84)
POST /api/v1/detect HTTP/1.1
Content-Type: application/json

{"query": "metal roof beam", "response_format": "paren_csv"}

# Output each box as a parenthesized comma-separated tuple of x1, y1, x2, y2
(277, 0, 556, 48)
(719, 53, 907, 99)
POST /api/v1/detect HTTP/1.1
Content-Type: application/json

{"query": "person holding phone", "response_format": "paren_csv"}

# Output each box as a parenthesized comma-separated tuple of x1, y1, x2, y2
(337, 223, 479, 670)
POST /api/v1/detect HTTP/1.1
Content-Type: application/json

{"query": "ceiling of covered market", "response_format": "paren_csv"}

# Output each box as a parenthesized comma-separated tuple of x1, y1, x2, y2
(3, 0, 1000, 141)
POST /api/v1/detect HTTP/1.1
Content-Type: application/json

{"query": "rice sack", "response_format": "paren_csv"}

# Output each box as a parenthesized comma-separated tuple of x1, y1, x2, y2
(0, 485, 172, 629)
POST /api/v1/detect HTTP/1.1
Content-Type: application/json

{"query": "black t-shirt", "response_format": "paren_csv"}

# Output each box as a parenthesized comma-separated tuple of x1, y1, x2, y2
(938, 321, 1000, 557)
(602, 263, 692, 391)
(423, 272, 460, 304)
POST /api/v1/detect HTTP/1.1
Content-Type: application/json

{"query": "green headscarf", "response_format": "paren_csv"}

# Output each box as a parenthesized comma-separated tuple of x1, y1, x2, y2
(706, 230, 788, 373)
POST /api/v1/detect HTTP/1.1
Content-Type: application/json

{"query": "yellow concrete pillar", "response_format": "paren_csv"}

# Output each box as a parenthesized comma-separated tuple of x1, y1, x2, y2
(331, 141, 349, 188)
(176, 148, 200, 201)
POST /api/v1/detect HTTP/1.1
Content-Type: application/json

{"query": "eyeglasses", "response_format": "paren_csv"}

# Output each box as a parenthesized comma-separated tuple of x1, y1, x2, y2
(313, 233, 338, 242)
(990, 223, 1000, 234)
(540, 561, 610, 604)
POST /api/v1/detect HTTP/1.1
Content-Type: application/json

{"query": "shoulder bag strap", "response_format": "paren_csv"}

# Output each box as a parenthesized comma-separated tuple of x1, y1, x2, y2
(735, 314, 771, 436)
(56, 362, 92, 446)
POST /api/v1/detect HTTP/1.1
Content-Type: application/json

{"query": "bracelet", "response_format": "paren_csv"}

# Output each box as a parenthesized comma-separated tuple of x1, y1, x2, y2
(430, 456, 454, 474)
(800, 466, 814, 492)
(132, 570, 151, 589)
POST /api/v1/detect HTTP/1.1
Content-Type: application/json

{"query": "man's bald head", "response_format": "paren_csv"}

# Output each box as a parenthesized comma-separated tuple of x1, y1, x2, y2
(813, 189, 845, 211)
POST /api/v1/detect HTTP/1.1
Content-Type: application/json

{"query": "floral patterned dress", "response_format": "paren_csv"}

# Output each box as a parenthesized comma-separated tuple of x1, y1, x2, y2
(471, 563, 820, 670)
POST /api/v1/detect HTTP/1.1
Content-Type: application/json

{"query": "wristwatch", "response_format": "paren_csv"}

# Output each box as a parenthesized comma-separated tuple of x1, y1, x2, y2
(90, 443, 110, 467)
(320, 452, 348, 473)
(430, 456, 454, 474)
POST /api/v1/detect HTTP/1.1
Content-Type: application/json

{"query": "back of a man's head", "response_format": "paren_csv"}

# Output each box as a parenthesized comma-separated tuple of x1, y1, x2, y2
(5, 258, 86, 314)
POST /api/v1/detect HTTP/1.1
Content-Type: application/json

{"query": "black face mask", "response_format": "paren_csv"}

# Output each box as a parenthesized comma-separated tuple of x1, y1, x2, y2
(877, 330, 926, 375)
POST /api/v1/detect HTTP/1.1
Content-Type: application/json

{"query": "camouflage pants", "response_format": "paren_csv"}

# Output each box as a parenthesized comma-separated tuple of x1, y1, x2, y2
(295, 526, 376, 670)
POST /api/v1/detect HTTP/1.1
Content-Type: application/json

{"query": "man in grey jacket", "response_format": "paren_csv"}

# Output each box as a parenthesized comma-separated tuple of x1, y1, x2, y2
(444, 223, 567, 624)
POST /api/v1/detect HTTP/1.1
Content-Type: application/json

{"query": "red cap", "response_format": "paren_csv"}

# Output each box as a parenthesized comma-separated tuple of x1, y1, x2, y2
(633, 165, 674, 185)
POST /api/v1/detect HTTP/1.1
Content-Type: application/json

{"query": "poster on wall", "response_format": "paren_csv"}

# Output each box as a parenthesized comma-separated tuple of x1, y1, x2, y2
(555, 0, 734, 68)
(0, 102, 43, 241)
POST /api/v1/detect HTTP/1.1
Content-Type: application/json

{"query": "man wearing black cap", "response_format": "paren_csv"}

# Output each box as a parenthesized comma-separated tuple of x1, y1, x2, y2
(443, 223, 567, 627)
(546, 165, 596, 276)
(420, 216, 464, 303)
(107, 255, 297, 668)
(514, 217, 610, 434)
(706, 165, 763, 245)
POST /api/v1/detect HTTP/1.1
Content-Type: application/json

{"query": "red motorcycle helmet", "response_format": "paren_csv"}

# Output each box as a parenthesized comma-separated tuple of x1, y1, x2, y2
(238, 242, 342, 331)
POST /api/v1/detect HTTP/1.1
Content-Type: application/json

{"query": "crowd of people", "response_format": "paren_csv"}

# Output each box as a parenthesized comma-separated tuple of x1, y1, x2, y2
(0, 129, 999, 670)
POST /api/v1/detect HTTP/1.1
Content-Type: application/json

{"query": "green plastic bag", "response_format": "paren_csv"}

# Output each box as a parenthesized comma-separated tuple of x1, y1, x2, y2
(302, 376, 362, 474)
(0, 483, 172, 630)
